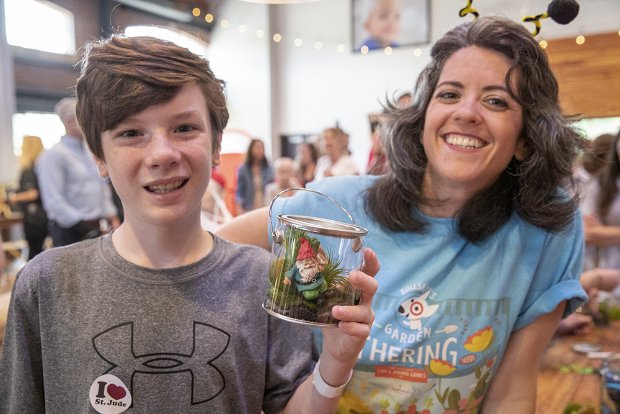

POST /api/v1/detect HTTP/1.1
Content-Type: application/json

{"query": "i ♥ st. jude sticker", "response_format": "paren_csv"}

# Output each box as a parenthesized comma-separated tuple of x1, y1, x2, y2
(89, 374, 132, 413)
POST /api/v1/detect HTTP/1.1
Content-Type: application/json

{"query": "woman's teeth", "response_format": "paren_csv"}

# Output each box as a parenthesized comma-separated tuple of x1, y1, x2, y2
(445, 135, 484, 149)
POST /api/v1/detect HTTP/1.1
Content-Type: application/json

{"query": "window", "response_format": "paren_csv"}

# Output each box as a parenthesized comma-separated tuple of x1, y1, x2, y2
(577, 117, 620, 140)
(125, 26, 208, 57)
(4, 0, 75, 55)
(12, 112, 64, 156)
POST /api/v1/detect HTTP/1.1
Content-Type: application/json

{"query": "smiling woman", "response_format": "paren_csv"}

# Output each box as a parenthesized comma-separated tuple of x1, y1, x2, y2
(217, 16, 588, 413)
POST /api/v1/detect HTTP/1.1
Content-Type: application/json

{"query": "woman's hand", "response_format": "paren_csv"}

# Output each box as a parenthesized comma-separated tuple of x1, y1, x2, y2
(318, 248, 379, 384)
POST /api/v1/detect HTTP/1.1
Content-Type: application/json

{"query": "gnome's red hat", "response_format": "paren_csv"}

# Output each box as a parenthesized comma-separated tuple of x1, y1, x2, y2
(296, 238, 315, 261)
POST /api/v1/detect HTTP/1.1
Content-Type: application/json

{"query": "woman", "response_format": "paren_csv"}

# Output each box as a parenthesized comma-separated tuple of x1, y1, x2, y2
(295, 142, 318, 186)
(581, 130, 620, 271)
(8, 136, 48, 260)
(235, 138, 273, 214)
(314, 127, 359, 181)
(219, 16, 587, 412)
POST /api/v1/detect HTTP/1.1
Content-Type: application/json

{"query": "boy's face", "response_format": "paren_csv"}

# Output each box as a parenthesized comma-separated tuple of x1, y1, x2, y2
(95, 83, 220, 228)
(365, 0, 400, 45)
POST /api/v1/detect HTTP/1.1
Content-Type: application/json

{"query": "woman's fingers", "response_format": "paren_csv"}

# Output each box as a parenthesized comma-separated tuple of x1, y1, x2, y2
(361, 248, 380, 277)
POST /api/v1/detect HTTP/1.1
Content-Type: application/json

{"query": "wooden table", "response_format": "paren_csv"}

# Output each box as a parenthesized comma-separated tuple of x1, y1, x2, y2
(0, 213, 23, 239)
(0, 213, 26, 262)
(536, 320, 620, 413)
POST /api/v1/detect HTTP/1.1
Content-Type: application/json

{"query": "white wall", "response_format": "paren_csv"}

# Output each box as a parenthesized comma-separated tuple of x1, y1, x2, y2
(206, 0, 620, 169)
(207, 1, 272, 155)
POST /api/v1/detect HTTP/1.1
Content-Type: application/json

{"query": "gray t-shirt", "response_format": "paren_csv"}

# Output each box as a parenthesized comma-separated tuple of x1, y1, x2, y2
(0, 234, 314, 413)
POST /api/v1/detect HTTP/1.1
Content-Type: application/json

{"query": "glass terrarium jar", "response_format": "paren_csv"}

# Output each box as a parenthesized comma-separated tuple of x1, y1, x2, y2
(264, 190, 368, 326)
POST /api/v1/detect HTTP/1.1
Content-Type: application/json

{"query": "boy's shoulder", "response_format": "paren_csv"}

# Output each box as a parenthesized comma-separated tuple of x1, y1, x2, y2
(214, 235, 271, 263)
(13, 238, 100, 290)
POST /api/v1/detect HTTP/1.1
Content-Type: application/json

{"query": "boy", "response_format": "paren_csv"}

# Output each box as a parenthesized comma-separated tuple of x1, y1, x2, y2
(0, 35, 378, 413)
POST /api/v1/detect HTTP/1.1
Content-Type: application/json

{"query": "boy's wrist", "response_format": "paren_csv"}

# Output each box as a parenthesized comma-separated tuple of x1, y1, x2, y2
(312, 358, 352, 398)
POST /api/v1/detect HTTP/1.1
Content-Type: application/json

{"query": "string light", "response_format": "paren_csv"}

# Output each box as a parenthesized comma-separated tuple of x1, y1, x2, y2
(181, 6, 606, 57)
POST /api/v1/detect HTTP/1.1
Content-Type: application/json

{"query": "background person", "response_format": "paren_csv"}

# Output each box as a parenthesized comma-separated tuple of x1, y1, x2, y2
(219, 16, 587, 413)
(580, 130, 620, 272)
(7, 135, 48, 260)
(555, 267, 620, 335)
(264, 156, 301, 203)
(313, 127, 359, 181)
(395, 90, 412, 108)
(366, 112, 388, 175)
(36, 97, 119, 246)
(295, 142, 319, 187)
(235, 137, 274, 215)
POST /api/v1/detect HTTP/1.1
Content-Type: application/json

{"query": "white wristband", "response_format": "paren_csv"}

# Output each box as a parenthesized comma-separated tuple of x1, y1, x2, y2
(312, 358, 353, 398)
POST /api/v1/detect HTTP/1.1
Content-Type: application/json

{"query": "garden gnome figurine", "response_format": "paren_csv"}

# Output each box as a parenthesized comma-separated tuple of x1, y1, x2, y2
(284, 237, 328, 300)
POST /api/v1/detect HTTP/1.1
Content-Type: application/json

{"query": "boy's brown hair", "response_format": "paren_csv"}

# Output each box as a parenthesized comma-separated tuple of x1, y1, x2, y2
(75, 35, 229, 160)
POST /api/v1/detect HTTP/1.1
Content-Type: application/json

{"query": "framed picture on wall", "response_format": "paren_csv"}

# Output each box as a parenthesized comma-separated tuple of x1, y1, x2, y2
(351, 0, 430, 52)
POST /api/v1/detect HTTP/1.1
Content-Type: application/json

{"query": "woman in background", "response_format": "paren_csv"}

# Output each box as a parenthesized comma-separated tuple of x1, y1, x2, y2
(295, 142, 318, 186)
(8, 136, 48, 260)
(235, 138, 273, 215)
(581, 130, 620, 272)
(314, 127, 359, 181)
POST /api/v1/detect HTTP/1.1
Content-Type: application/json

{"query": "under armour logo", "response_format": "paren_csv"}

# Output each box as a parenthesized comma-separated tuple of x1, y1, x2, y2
(93, 322, 230, 406)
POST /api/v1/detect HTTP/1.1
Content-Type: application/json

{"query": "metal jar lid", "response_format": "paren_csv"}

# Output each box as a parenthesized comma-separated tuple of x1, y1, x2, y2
(277, 214, 368, 239)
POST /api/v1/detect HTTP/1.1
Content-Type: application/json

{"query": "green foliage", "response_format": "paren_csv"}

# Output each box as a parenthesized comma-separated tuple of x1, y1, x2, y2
(266, 228, 355, 323)
(599, 300, 620, 321)
(563, 402, 596, 414)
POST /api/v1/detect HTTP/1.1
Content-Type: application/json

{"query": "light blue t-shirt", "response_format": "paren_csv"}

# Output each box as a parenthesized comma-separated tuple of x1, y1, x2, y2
(270, 175, 586, 414)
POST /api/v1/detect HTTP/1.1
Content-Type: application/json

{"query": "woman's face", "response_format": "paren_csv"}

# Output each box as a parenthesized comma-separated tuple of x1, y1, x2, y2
(250, 140, 264, 161)
(421, 46, 526, 212)
(323, 131, 347, 159)
(298, 144, 312, 165)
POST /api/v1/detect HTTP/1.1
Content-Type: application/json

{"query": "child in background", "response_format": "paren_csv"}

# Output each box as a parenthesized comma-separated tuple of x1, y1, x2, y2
(264, 156, 301, 204)
(358, 0, 401, 51)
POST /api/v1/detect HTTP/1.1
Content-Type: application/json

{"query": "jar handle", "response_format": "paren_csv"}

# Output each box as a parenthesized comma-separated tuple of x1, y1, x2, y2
(268, 187, 357, 244)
